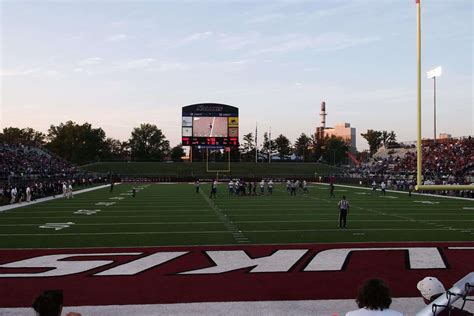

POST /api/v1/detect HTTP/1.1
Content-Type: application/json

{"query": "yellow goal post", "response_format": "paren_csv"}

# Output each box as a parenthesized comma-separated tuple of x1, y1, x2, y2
(415, 0, 473, 191)
(205, 148, 231, 174)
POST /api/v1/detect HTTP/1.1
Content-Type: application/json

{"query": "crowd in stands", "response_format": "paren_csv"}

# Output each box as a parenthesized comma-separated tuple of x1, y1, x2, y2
(393, 138, 472, 178)
(0, 142, 111, 205)
(0, 176, 109, 205)
(0, 143, 77, 179)
(343, 138, 473, 196)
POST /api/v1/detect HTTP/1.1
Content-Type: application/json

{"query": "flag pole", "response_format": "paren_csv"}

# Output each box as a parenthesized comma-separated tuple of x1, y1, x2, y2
(416, 0, 422, 190)
(255, 122, 258, 164)
(269, 126, 272, 163)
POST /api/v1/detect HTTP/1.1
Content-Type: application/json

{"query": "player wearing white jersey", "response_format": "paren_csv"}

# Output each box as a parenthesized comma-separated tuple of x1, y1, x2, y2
(26, 186, 31, 202)
(303, 180, 308, 194)
(10, 187, 17, 204)
(62, 183, 67, 198)
(268, 180, 274, 195)
(67, 184, 73, 199)
(228, 181, 234, 195)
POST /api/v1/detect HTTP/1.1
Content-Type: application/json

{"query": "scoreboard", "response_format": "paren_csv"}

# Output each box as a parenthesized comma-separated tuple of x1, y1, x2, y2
(181, 136, 238, 147)
(181, 103, 239, 148)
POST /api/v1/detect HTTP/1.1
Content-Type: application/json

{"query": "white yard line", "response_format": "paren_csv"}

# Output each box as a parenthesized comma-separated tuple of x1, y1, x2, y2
(199, 190, 249, 243)
(0, 227, 464, 237)
(1, 219, 473, 227)
(1, 240, 472, 251)
(315, 183, 474, 201)
(0, 184, 117, 213)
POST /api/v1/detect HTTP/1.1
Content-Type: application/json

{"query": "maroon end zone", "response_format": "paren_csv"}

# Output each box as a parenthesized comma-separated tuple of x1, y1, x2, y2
(0, 242, 473, 308)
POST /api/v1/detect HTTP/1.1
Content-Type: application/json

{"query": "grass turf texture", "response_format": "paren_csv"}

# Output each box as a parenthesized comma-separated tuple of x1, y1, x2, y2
(81, 161, 339, 177)
(0, 183, 473, 249)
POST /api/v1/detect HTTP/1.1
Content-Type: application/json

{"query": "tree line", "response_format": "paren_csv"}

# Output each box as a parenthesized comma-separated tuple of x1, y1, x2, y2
(0, 123, 171, 164)
(0, 123, 397, 165)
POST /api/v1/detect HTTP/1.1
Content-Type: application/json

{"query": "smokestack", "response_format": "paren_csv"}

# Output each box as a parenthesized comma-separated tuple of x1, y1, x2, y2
(320, 101, 327, 129)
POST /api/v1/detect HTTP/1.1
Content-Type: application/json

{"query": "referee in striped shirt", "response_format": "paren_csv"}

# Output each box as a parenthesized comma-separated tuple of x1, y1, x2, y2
(338, 195, 350, 228)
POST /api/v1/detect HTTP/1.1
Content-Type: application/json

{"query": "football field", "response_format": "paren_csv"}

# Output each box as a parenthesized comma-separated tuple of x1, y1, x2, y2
(0, 183, 473, 249)
(1, 183, 474, 314)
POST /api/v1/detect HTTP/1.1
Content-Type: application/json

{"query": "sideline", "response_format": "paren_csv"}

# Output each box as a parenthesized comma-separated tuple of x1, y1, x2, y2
(0, 183, 118, 213)
(315, 183, 474, 202)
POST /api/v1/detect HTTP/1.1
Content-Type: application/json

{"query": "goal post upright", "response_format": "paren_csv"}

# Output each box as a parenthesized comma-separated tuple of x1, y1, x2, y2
(416, 0, 423, 191)
(414, 0, 473, 192)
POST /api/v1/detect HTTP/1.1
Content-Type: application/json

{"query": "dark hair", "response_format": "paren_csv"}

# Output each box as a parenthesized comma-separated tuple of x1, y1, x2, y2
(356, 279, 392, 310)
(32, 291, 63, 316)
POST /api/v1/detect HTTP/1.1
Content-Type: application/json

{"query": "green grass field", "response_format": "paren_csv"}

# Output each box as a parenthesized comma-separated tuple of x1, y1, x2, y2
(0, 183, 473, 249)
(81, 161, 340, 177)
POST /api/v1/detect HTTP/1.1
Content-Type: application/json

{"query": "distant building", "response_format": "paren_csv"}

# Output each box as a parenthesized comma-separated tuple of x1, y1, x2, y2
(322, 123, 357, 152)
(438, 133, 452, 140)
(316, 123, 357, 152)
(314, 102, 357, 152)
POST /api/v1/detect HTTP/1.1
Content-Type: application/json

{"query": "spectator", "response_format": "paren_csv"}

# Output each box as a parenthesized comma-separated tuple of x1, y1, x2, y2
(346, 278, 402, 316)
(417, 276, 473, 315)
(32, 290, 81, 316)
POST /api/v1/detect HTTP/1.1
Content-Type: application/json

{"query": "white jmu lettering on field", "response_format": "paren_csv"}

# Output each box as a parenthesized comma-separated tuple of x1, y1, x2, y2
(0, 253, 141, 277)
(109, 197, 125, 200)
(181, 250, 308, 274)
(95, 202, 116, 206)
(120, 193, 133, 196)
(304, 247, 446, 271)
(74, 209, 101, 215)
(95, 252, 186, 276)
(1, 246, 469, 278)
(39, 222, 75, 231)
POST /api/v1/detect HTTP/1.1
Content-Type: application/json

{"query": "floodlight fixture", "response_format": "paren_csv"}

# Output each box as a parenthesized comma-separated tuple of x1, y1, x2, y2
(427, 66, 442, 79)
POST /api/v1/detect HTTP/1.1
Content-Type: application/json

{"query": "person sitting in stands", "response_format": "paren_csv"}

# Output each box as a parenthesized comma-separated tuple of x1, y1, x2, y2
(32, 290, 81, 316)
(346, 278, 402, 316)
(417, 276, 473, 316)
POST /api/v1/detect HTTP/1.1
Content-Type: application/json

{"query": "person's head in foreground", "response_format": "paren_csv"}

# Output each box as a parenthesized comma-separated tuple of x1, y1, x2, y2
(32, 291, 63, 316)
(417, 276, 446, 304)
(346, 278, 402, 315)
(356, 278, 392, 310)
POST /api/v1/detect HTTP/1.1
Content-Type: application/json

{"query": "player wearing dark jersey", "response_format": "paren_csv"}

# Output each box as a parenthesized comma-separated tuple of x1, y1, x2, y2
(329, 183, 335, 198)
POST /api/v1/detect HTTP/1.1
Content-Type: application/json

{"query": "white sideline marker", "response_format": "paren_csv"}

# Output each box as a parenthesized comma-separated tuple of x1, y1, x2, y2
(39, 222, 75, 231)
(74, 209, 101, 216)
(95, 202, 116, 206)
(414, 201, 440, 204)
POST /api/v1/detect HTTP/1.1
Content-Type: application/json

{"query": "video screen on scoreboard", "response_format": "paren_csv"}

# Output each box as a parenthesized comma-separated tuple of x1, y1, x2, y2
(181, 103, 239, 147)
(192, 117, 228, 137)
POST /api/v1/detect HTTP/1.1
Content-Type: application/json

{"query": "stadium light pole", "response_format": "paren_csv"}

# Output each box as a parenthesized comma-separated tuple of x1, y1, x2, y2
(427, 66, 442, 142)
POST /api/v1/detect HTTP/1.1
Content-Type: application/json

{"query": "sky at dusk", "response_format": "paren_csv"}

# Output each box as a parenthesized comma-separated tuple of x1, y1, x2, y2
(1, 0, 472, 150)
